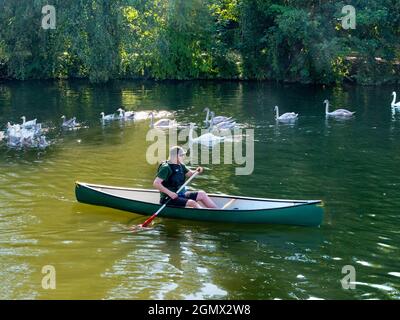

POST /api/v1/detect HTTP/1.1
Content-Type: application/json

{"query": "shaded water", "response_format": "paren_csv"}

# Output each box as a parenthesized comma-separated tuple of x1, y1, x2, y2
(0, 80, 399, 299)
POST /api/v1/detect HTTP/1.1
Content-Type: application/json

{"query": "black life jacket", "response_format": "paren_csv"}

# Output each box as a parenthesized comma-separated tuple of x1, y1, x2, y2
(158, 161, 186, 193)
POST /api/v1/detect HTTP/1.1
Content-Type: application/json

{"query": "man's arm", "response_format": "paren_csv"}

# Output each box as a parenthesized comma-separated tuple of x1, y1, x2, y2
(185, 167, 203, 178)
(153, 177, 178, 199)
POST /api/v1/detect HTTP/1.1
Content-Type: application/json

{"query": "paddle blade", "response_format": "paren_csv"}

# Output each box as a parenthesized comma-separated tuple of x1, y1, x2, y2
(129, 224, 152, 232)
(140, 213, 157, 228)
(131, 213, 157, 231)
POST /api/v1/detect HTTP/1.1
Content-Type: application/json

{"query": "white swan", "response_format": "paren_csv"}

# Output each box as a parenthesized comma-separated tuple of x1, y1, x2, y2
(21, 135, 34, 147)
(391, 92, 400, 108)
(213, 121, 237, 130)
(134, 111, 151, 120)
(61, 115, 77, 128)
(13, 127, 35, 147)
(324, 100, 355, 117)
(210, 112, 236, 130)
(123, 110, 158, 121)
(6, 122, 21, 136)
(274, 106, 298, 122)
(7, 135, 22, 147)
(8, 136, 22, 147)
(116, 108, 124, 119)
(21, 116, 37, 128)
(154, 110, 174, 118)
(32, 123, 42, 136)
(100, 112, 115, 121)
(38, 136, 50, 149)
(189, 123, 224, 147)
(117, 109, 157, 121)
(149, 112, 178, 129)
(0, 131, 4, 142)
(204, 108, 232, 126)
(117, 108, 136, 120)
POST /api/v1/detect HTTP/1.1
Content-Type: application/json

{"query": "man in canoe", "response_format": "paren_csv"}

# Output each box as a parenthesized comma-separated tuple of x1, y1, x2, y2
(153, 146, 218, 209)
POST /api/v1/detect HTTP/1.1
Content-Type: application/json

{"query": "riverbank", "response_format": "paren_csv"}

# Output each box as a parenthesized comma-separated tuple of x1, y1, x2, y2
(1, 60, 399, 87)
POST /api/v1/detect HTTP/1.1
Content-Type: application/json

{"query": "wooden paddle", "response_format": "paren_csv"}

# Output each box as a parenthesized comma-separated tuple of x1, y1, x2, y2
(134, 169, 201, 229)
(222, 198, 236, 209)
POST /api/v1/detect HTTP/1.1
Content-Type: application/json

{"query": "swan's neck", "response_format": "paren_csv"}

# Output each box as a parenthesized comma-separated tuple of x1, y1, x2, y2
(150, 113, 154, 128)
(275, 107, 279, 119)
(325, 101, 329, 114)
(210, 113, 215, 127)
(205, 109, 210, 123)
(392, 92, 397, 106)
(189, 127, 194, 142)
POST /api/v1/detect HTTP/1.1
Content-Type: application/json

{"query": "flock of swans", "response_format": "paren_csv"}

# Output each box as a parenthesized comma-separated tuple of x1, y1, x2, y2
(0, 105, 239, 150)
(273, 99, 355, 123)
(103, 107, 238, 147)
(2, 113, 91, 149)
(1, 91, 399, 150)
(0, 108, 175, 150)
(274, 91, 400, 124)
(2, 117, 49, 149)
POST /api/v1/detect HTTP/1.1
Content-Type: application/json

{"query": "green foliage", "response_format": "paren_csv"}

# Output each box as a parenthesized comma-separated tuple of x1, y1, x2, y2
(0, 0, 399, 84)
(152, 0, 216, 79)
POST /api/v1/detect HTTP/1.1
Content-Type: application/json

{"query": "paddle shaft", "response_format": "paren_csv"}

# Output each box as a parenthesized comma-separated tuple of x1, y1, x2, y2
(141, 170, 200, 227)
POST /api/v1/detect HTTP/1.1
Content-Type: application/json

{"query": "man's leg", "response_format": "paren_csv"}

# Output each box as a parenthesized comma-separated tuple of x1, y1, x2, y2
(195, 191, 218, 208)
(186, 199, 202, 209)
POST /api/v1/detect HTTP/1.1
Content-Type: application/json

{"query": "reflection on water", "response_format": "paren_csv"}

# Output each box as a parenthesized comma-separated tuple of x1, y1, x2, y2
(0, 80, 399, 299)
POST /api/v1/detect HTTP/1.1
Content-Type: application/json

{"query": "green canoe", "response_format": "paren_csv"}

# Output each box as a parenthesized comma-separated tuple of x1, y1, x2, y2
(75, 182, 324, 227)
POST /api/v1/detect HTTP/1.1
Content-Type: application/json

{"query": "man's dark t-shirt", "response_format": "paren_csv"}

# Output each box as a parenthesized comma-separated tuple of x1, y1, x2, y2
(157, 162, 189, 201)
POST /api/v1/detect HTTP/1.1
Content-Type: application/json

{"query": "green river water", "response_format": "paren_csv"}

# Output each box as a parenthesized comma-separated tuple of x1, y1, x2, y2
(0, 80, 399, 299)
